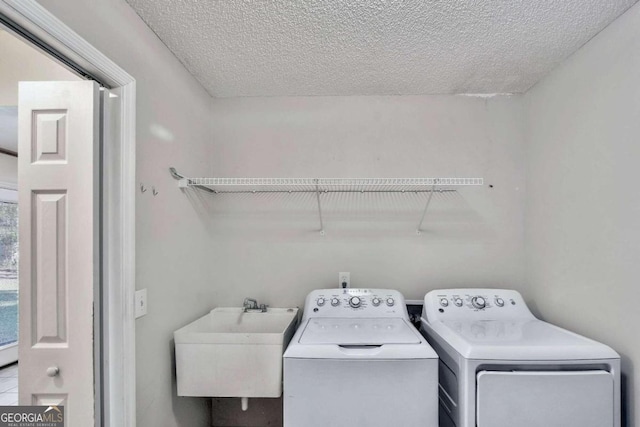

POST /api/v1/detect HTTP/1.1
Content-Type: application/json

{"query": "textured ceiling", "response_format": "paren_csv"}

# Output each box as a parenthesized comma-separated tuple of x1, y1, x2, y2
(125, 0, 637, 97)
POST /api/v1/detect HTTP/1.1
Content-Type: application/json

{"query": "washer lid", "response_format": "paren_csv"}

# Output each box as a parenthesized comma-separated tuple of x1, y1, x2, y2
(299, 318, 422, 345)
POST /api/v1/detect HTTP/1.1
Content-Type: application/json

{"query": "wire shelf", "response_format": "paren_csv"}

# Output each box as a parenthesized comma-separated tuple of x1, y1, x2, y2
(169, 168, 484, 235)
(182, 177, 483, 193)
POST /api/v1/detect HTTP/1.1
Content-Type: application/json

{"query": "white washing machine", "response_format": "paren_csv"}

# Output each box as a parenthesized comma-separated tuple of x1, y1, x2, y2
(420, 288, 620, 427)
(284, 288, 438, 427)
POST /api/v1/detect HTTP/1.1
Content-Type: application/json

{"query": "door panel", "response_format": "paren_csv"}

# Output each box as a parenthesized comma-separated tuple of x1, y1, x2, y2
(32, 191, 67, 346)
(477, 370, 614, 427)
(19, 81, 99, 426)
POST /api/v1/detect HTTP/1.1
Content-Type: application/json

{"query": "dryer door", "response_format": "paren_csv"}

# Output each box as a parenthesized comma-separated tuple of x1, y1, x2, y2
(476, 370, 614, 427)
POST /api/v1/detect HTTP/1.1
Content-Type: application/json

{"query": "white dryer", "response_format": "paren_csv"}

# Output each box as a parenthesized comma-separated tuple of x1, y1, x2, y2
(420, 288, 620, 427)
(284, 288, 438, 427)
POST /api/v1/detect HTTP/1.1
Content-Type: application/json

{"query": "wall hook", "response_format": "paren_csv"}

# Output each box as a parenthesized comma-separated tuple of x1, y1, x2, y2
(140, 183, 147, 193)
(152, 187, 159, 196)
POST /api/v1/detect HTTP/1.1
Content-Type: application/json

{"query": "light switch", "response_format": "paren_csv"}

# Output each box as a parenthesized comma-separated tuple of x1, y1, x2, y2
(135, 289, 148, 319)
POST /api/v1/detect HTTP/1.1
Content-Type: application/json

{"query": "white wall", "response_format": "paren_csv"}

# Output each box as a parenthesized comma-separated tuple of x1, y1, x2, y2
(0, 29, 79, 106)
(525, 3, 640, 426)
(209, 95, 526, 306)
(0, 153, 17, 186)
(33, 1, 214, 426)
(0, 29, 79, 154)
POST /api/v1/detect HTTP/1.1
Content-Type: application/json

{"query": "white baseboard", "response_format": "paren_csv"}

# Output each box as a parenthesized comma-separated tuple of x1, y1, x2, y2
(0, 344, 18, 368)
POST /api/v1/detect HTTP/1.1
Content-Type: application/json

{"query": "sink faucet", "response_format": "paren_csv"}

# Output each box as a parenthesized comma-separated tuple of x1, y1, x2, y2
(243, 298, 268, 313)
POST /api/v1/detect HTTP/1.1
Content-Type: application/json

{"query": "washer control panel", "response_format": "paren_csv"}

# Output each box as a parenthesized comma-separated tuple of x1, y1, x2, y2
(303, 289, 408, 321)
(423, 289, 533, 322)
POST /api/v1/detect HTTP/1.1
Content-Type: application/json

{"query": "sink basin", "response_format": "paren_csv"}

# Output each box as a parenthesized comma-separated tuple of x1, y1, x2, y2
(174, 307, 299, 398)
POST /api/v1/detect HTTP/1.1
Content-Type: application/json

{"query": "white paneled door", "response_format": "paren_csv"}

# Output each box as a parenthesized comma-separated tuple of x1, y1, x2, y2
(18, 81, 99, 426)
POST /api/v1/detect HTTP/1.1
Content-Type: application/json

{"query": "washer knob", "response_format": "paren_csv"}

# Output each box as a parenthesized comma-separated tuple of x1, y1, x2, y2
(440, 298, 449, 307)
(386, 298, 395, 307)
(472, 296, 486, 309)
(372, 297, 381, 306)
(454, 298, 463, 307)
(349, 296, 362, 308)
(331, 298, 340, 307)
(317, 297, 326, 306)
(495, 297, 505, 307)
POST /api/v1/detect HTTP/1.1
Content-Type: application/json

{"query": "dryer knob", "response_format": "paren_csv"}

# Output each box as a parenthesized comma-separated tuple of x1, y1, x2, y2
(349, 296, 361, 308)
(372, 298, 382, 306)
(454, 298, 463, 307)
(440, 298, 449, 307)
(331, 298, 340, 307)
(495, 297, 505, 307)
(386, 298, 395, 307)
(472, 296, 486, 309)
(317, 297, 326, 306)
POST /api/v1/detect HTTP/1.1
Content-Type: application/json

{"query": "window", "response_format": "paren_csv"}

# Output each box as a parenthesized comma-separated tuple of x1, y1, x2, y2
(0, 198, 18, 349)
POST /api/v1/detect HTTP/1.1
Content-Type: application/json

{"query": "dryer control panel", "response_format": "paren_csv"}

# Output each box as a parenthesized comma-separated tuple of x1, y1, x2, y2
(302, 289, 409, 322)
(422, 289, 534, 323)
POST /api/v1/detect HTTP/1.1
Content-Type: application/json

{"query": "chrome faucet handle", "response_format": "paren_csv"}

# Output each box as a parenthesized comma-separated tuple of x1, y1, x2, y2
(243, 298, 258, 310)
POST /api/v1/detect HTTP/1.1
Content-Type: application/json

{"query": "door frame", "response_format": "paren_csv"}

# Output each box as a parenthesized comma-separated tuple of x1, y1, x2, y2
(0, 1, 136, 426)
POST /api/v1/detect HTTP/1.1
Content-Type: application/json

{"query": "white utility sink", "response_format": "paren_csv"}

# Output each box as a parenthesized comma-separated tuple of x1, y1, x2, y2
(174, 307, 299, 398)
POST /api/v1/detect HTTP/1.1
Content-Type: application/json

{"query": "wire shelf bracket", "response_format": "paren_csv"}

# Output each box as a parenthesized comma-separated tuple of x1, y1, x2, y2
(314, 180, 325, 236)
(416, 184, 436, 235)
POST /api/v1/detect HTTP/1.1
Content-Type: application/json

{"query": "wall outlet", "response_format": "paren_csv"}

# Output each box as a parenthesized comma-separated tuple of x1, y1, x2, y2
(339, 272, 350, 289)
(135, 289, 148, 319)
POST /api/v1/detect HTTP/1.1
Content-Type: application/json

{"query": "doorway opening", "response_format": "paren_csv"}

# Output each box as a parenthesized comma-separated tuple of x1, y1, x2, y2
(0, 25, 84, 406)
(0, 2, 136, 423)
